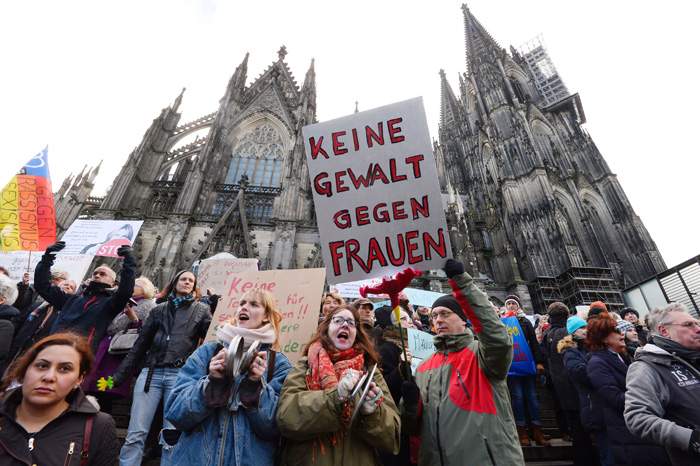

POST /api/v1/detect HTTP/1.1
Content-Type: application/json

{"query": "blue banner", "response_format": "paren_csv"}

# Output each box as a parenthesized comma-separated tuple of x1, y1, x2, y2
(501, 316, 536, 377)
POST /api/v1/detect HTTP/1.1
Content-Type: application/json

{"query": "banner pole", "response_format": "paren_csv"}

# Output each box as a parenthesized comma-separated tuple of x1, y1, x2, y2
(27, 250, 32, 273)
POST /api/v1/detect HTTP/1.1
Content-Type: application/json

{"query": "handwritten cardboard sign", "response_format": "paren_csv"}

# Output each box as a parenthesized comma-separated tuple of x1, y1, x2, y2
(60, 220, 144, 257)
(303, 97, 452, 284)
(200, 267, 326, 363)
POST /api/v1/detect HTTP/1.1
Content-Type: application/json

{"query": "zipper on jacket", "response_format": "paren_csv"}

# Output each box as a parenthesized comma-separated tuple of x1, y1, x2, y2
(435, 351, 447, 466)
(483, 436, 496, 465)
(217, 412, 230, 466)
(456, 370, 471, 399)
(63, 442, 75, 466)
(28, 437, 34, 451)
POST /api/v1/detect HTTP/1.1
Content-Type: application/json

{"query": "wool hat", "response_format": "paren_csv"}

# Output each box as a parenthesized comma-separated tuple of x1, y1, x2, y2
(617, 320, 635, 335)
(432, 294, 467, 322)
(620, 308, 639, 320)
(567, 316, 587, 335)
(588, 301, 608, 317)
(504, 295, 521, 307)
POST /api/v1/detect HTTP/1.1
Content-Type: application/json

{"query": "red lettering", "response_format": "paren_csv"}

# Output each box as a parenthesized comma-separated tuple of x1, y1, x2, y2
(366, 237, 388, 270)
(392, 201, 408, 220)
(229, 277, 242, 294)
(389, 158, 407, 182)
(365, 123, 384, 147)
(405, 230, 422, 264)
(355, 206, 369, 226)
(370, 164, 390, 184)
(333, 209, 351, 229)
(405, 154, 424, 178)
(309, 136, 328, 160)
(332, 131, 348, 155)
(329, 241, 344, 276)
(334, 170, 349, 193)
(345, 239, 364, 273)
(423, 228, 448, 260)
(410, 195, 430, 219)
(386, 234, 406, 266)
(347, 166, 372, 189)
(313, 172, 332, 197)
(373, 203, 390, 222)
(351, 127, 360, 151)
(387, 117, 405, 143)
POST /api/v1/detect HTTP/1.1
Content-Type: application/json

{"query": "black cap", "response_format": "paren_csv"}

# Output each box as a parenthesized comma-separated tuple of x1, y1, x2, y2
(431, 295, 467, 322)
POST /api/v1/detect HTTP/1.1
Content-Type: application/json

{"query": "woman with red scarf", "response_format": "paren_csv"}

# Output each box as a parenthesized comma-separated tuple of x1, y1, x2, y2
(276, 305, 400, 465)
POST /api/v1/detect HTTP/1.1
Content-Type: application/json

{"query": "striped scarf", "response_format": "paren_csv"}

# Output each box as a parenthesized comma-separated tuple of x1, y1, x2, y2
(169, 292, 194, 309)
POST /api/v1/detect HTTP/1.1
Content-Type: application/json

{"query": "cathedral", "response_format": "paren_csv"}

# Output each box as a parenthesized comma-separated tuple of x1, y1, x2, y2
(54, 6, 666, 312)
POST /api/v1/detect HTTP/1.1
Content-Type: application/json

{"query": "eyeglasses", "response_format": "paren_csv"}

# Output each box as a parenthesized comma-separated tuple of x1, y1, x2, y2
(664, 321, 700, 329)
(331, 316, 356, 328)
(431, 310, 454, 321)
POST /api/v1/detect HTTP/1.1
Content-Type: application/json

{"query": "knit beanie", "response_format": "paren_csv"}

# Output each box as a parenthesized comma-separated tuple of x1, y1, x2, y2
(431, 295, 467, 322)
(617, 320, 635, 335)
(620, 308, 639, 320)
(589, 301, 608, 314)
(504, 294, 521, 308)
(566, 316, 587, 335)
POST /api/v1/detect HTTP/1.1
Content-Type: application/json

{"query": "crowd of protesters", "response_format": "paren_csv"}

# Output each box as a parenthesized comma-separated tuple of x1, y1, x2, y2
(0, 246, 699, 466)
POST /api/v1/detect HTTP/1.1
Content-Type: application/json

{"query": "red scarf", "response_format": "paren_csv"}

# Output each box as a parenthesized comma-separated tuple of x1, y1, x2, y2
(306, 341, 365, 390)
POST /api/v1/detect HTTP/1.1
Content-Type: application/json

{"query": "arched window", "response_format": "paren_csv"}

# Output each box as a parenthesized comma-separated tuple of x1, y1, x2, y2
(224, 123, 285, 187)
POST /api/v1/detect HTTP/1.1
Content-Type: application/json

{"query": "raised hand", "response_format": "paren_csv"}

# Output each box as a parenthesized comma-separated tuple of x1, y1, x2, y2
(45, 241, 66, 255)
(443, 258, 465, 279)
(208, 348, 227, 380)
(247, 351, 268, 382)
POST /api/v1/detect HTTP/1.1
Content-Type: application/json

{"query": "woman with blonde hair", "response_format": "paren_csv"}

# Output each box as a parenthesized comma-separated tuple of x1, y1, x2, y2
(162, 289, 292, 466)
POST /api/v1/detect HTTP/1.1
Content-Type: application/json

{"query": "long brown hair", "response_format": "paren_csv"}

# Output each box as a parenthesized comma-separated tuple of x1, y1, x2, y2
(162, 270, 201, 300)
(585, 312, 618, 351)
(1, 332, 94, 392)
(304, 305, 379, 366)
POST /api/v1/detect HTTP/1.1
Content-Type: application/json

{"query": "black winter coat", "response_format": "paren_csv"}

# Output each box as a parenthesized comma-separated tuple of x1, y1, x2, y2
(587, 350, 671, 466)
(542, 316, 578, 410)
(113, 300, 211, 385)
(0, 388, 118, 466)
(561, 339, 603, 432)
(8, 303, 60, 367)
(34, 253, 135, 352)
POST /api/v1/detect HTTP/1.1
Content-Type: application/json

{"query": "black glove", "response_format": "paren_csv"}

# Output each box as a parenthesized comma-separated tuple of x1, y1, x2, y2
(401, 380, 421, 405)
(690, 430, 700, 455)
(116, 245, 136, 265)
(443, 259, 464, 279)
(45, 241, 66, 255)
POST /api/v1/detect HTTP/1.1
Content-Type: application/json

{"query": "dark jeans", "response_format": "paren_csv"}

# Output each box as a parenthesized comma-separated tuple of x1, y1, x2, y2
(508, 375, 541, 426)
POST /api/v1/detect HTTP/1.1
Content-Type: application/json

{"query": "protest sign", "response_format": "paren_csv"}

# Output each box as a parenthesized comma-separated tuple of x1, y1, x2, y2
(0, 251, 94, 283)
(60, 220, 144, 257)
(196, 257, 258, 289)
(407, 327, 436, 374)
(201, 267, 326, 363)
(403, 287, 445, 307)
(333, 278, 382, 299)
(303, 97, 452, 284)
(501, 316, 536, 376)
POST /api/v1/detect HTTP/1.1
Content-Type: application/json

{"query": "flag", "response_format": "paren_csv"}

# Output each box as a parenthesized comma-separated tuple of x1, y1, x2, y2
(0, 147, 56, 251)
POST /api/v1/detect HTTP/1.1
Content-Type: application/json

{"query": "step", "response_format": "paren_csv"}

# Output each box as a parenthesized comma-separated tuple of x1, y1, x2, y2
(523, 438, 574, 462)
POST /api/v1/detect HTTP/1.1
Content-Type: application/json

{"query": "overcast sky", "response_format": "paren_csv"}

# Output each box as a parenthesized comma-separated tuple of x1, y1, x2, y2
(2, 0, 698, 268)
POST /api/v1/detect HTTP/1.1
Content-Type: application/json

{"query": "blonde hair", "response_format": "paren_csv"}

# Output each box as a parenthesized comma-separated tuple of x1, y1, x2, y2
(135, 276, 157, 299)
(232, 289, 283, 351)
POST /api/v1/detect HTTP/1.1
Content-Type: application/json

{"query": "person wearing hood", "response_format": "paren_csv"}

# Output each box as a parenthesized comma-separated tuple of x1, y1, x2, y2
(620, 308, 649, 345)
(558, 316, 602, 465)
(112, 270, 212, 466)
(33, 241, 136, 353)
(276, 304, 400, 465)
(541, 301, 577, 441)
(0, 332, 118, 465)
(624, 303, 700, 466)
(401, 259, 524, 466)
(586, 312, 670, 466)
(163, 289, 292, 466)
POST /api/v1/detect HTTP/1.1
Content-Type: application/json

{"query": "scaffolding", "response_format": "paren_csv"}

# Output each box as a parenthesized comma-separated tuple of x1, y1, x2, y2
(529, 266, 624, 314)
(519, 35, 570, 107)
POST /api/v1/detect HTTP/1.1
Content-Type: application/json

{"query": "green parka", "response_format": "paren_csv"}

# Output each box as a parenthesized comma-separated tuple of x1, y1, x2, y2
(276, 356, 400, 466)
(404, 272, 525, 466)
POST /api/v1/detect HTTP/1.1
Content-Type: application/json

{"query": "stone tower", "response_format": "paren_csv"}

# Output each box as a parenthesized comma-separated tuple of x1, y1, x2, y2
(89, 47, 320, 285)
(434, 5, 665, 309)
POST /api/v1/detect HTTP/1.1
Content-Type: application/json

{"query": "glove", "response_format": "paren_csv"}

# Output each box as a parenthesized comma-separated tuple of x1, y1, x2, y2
(690, 430, 700, 455)
(443, 259, 464, 279)
(337, 369, 361, 401)
(45, 241, 66, 255)
(116, 245, 136, 265)
(360, 385, 384, 415)
(401, 380, 421, 405)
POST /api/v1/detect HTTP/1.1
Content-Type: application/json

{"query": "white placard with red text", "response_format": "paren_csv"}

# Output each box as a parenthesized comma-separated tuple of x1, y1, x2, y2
(60, 220, 144, 257)
(303, 97, 451, 284)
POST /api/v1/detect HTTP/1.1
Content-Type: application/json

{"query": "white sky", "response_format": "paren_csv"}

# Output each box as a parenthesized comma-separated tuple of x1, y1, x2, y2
(2, 0, 698, 269)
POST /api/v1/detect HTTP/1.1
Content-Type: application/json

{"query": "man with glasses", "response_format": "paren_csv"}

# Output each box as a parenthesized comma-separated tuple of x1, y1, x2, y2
(402, 259, 524, 465)
(34, 240, 136, 352)
(625, 303, 700, 464)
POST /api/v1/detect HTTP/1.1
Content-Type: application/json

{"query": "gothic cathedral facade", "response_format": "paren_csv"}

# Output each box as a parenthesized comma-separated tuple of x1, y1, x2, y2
(57, 7, 665, 310)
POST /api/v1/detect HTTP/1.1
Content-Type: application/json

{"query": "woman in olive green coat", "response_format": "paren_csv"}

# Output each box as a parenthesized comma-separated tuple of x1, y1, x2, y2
(276, 305, 400, 465)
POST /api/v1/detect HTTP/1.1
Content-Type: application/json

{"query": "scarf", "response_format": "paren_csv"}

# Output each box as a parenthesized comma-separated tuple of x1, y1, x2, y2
(216, 323, 276, 351)
(305, 341, 365, 460)
(169, 292, 194, 309)
(654, 335, 700, 369)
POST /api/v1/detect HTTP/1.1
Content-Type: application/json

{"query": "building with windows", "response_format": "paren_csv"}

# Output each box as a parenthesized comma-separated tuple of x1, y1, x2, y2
(57, 7, 667, 307)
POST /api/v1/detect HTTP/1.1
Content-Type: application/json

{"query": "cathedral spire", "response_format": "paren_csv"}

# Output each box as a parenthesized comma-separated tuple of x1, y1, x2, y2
(462, 4, 502, 76)
(439, 69, 461, 129)
(172, 87, 186, 112)
(301, 58, 316, 111)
